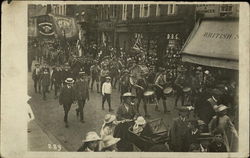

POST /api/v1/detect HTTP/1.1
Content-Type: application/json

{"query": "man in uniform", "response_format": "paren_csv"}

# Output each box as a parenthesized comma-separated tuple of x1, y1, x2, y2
(174, 67, 187, 107)
(51, 65, 62, 99)
(133, 73, 150, 118)
(119, 69, 131, 103)
(40, 69, 50, 100)
(90, 60, 101, 93)
(59, 78, 76, 128)
(32, 63, 41, 93)
(75, 71, 89, 123)
(155, 67, 169, 113)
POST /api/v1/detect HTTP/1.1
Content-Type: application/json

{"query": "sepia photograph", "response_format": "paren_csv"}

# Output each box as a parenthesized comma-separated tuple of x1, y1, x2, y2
(1, 1, 249, 158)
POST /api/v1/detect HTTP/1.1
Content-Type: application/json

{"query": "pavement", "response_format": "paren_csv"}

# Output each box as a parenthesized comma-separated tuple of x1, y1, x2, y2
(27, 60, 190, 151)
(28, 119, 66, 151)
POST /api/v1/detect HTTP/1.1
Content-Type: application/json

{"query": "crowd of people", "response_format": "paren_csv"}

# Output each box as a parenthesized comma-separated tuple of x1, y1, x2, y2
(30, 38, 239, 152)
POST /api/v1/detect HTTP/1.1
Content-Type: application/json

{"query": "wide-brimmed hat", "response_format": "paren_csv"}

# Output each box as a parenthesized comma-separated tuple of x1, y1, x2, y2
(82, 131, 101, 143)
(106, 76, 111, 80)
(35, 63, 40, 66)
(122, 92, 136, 98)
(102, 135, 120, 148)
(104, 114, 116, 124)
(135, 116, 146, 125)
(216, 104, 229, 112)
(65, 78, 74, 84)
(197, 120, 206, 126)
(177, 106, 190, 113)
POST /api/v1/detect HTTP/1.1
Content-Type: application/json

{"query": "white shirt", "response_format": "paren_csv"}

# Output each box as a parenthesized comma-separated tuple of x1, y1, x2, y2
(102, 82, 112, 95)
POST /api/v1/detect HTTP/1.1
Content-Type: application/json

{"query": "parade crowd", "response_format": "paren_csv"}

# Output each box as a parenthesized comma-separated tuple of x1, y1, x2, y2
(30, 38, 239, 152)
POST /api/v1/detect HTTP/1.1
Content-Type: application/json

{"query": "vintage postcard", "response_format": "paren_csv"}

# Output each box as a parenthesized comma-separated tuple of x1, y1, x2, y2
(1, 1, 249, 158)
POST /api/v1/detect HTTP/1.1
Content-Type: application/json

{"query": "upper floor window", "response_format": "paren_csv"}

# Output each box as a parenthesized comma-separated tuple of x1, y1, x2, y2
(139, 4, 150, 18)
(122, 4, 128, 20)
(167, 4, 177, 15)
(220, 4, 233, 16)
(156, 4, 161, 16)
(132, 4, 135, 19)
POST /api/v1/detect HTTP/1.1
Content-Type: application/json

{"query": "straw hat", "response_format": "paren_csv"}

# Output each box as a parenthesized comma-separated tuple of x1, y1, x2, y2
(177, 106, 190, 113)
(104, 114, 116, 124)
(135, 116, 146, 125)
(65, 78, 74, 84)
(102, 135, 120, 148)
(82, 132, 101, 143)
(216, 104, 229, 112)
(197, 120, 206, 126)
(204, 70, 209, 74)
(106, 76, 111, 80)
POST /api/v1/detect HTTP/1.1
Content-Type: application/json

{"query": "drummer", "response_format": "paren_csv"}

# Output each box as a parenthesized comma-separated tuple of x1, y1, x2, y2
(155, 67, 170, 113)
(119, 69, 131, 103)
(174, 66, 187, 107)
(133, 73, 150, 118)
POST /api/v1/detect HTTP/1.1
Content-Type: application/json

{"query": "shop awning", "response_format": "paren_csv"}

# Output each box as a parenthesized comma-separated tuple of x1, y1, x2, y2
(181, 18, 239, 70)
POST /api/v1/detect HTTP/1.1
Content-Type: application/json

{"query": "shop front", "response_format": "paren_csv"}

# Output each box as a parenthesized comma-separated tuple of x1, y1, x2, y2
(127, 20, 189, 68)
(181, 18, 239, 70)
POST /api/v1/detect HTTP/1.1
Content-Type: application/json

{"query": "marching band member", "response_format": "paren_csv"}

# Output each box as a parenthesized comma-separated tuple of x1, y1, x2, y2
(155, 67, 169, 113)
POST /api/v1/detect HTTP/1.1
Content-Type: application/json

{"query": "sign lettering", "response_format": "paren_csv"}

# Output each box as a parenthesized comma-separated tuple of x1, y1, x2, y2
(203, 32, 238, 40)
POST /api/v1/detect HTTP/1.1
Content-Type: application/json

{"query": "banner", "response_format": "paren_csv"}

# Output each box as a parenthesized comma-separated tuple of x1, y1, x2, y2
(37, 15, 55, 37)
(50, 14, 78, 39)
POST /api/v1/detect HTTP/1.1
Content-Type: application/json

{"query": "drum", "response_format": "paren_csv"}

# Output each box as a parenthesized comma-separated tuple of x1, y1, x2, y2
(144, 91, 155, 97)
(183, 87, 191, 93)
(130, 64, 149, 84)
(163, 87, 173, 95)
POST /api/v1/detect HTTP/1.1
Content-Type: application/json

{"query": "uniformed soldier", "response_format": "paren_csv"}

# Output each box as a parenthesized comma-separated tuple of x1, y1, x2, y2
(75, 71, 89, 123)
(40, 69, 51, 100)
(155, 67, 169, 113)
(174, 66, 187, 107)
(32, 63, 41, 93)
(133, 73, 150, 118)
(90, 60, 101, 93)
(119, 69, 131, 103)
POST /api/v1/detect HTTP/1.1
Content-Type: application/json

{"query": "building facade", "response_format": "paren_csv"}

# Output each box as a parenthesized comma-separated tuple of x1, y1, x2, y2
(196, 4, 239, 18)
(94, 4, 196, 65)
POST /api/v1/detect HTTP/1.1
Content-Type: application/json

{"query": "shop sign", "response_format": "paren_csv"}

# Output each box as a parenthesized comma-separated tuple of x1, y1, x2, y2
(166, 33, 179, 40)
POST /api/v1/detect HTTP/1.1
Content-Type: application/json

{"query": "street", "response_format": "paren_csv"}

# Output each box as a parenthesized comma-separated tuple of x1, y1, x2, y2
(28, 61, 182, 151)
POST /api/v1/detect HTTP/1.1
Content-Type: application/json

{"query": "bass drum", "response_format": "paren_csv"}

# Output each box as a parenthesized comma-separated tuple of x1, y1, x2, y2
(130, 64, 149, 83)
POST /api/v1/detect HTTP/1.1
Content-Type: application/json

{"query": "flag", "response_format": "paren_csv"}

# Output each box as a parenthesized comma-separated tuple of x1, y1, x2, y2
(49, 14, 78, 39)
(102, 32, 107, 47)
(132, 33, 144, 52)
(76, 40, 82, 57)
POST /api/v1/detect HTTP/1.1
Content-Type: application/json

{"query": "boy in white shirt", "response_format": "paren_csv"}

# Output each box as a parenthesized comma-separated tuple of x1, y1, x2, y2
(102, 77, 113, 112)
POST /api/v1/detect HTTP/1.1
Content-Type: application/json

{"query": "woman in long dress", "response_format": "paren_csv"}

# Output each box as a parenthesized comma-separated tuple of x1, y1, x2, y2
(208, 104, 238, 152)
